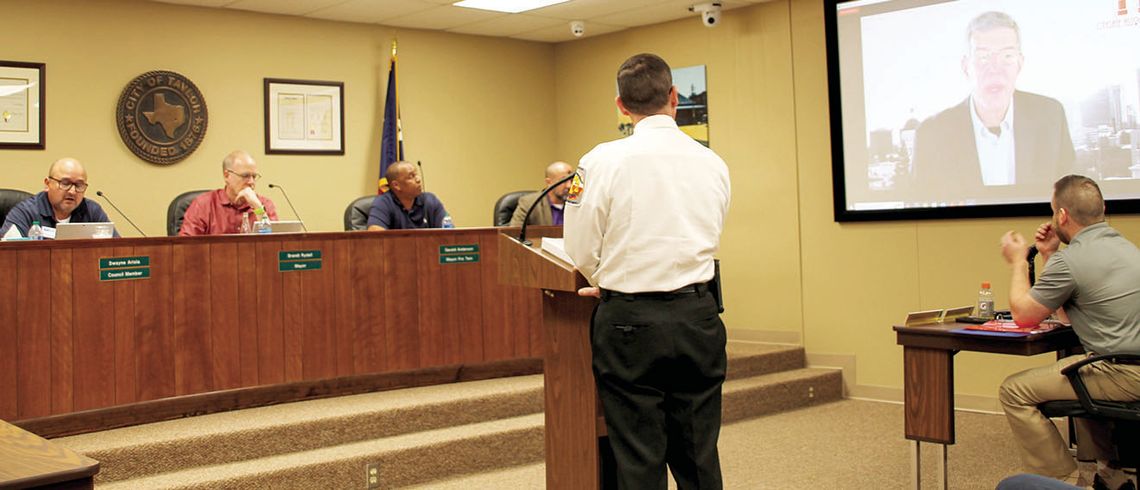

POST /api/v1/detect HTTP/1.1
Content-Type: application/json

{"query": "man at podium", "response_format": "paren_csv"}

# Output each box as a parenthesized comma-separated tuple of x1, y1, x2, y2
(564, 53, 731, 490)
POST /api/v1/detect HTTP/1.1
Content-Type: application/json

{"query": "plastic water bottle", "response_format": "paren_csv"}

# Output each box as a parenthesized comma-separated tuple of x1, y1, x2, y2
(254, 218, 272, 234)
(442, 214, 454, 229)
(240, 212, 252, 234)
(977, 281, 995, 319)
(27, 220, 43, 240)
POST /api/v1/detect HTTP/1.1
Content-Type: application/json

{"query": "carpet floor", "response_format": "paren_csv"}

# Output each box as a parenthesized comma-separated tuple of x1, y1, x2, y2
(413, 398, 1041, 489)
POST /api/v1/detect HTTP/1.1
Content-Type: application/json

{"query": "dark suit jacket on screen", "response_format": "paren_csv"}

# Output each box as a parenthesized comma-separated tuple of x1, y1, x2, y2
(911, 91, 1075, 202)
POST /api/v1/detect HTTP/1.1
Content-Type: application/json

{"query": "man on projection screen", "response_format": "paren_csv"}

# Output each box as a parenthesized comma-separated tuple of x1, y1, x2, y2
(912, 11, 1075, 204)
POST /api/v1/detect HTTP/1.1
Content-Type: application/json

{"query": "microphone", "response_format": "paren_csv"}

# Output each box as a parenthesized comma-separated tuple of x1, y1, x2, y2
(267, 183, 308, 232)
(517, 172, 575, 246)
(417, 160, 425, 191)
(1027, 245, 1038, 286)
(95, 191, 147, 237)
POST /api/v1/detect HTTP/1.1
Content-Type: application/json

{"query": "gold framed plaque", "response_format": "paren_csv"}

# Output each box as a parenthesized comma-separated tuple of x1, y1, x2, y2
(264, 78, 344, 155)
(0, 60, 45, 150)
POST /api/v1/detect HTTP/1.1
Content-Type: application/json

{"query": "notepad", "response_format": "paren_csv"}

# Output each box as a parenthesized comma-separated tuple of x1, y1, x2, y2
(540, 238, 574, 266)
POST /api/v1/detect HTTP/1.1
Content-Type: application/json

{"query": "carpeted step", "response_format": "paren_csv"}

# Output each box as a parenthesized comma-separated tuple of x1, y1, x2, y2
(726, 341, 805, 380)
(55, 375, 544, 484)
(722, 367, 844, 424)
(96, 413, 546, 490)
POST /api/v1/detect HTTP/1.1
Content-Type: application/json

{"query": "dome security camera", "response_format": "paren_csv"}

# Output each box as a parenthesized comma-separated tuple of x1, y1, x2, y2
(570, 21, 585, 37)
(689, 2, 722, 28)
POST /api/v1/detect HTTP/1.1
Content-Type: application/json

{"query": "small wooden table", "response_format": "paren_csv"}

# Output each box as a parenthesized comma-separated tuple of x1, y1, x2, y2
(893, 322, 1080, 489)
(0, 419, 99, 489)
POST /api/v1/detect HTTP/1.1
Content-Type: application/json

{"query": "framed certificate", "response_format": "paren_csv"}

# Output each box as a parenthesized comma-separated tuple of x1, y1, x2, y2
(0, 61, 45, 150)
(264, 78, 344, 155)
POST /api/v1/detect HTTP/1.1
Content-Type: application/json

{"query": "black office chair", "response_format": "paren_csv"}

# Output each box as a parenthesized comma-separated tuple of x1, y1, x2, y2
(0, 188, 34, 225)
(166, 190, 209, 236)
(1038, 353, 1140, 472)
(493, 190, 531, 227)
(344, 195, 376, 231)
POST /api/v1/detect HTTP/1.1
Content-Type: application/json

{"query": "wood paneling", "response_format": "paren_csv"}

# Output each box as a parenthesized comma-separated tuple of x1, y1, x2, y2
(173, 243, 213, 395)
(0, 250, 19, 420)
(111, 246, 137, 407)
(134, 245, 174, 402)
(17, 249, 52, 418)
(1, 228, 549, 428)
(902, 347, 954, 444)
(71, 246, 116, 411)
(49, 249, 74, 414)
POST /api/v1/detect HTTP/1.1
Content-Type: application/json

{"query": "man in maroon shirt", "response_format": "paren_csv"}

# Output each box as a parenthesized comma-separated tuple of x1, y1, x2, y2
(178, 150, 278, 236)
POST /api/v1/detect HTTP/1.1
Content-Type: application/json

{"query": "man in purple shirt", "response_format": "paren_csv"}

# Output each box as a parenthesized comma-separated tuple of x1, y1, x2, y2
(179, 150, 278, 236)
(509, 161, 574, 227)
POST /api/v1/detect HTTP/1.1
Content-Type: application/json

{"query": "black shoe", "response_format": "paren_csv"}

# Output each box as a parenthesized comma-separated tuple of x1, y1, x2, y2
(1093, 473, 1137, 490)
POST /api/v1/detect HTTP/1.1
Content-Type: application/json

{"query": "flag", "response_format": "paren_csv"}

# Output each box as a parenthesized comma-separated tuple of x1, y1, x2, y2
(378, 41, 403, 193)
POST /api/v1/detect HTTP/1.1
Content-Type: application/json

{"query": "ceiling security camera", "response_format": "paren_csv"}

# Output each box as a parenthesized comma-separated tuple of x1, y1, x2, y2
(689, 2, 722, 28)
(570, 21, 585, 37)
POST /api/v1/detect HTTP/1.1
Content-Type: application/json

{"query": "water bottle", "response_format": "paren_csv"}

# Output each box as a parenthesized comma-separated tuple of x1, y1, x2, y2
(442, 214, 454, 229)
(240, 212, 252, 234)
(27, 220, 43, 240)
(254, 218, 272, 234)
(977, 281, 995, 319)
(253, 208, 271, 234)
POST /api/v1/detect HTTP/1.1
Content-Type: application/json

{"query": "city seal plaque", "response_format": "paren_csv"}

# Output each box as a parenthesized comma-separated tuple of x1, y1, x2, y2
(116, 70, 208, 165)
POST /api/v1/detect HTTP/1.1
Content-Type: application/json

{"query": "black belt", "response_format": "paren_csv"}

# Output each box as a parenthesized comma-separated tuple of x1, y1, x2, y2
(601, 283, 707, 301)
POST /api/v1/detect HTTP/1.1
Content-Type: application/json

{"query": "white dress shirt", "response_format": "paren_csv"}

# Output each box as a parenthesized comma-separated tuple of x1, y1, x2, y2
(970, 96, 1016, 186)
(564, 115, 731, 293)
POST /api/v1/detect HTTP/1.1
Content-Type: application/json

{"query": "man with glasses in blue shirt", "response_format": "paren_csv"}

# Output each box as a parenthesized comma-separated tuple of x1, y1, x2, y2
(1, 157, 118, 238)
(179, 150, 278, 236)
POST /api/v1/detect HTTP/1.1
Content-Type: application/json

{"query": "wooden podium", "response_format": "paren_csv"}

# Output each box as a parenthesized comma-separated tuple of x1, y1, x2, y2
(498, 232, 609, 489)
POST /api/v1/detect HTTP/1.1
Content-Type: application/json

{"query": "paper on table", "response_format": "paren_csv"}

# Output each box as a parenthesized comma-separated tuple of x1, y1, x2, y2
(540, 237, 574, 266)
(2, 226, 24, 240)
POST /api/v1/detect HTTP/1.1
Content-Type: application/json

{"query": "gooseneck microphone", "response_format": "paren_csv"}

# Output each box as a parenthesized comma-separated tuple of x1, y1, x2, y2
(267, 183, 308, 232)
(95, 190, 147, 237)
(517, 172, 575, 246)
(1027, 245, 1038, 286)
(417, 161, 425, 191)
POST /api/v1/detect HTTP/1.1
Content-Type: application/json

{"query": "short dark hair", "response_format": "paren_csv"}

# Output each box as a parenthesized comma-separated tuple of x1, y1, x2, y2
(385, 161, 413, 184)
(1053, 175, 1105, 226)
(617, 53, 672, 116)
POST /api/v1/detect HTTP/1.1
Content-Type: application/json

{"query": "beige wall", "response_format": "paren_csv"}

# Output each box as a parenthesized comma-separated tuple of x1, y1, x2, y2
(0, 0, 556, 234)
(554, 0, 1140, 406)
(6, 0, 1139, 407)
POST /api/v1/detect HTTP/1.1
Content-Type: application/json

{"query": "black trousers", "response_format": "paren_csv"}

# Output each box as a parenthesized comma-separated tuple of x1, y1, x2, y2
(592, 286, 727, 490)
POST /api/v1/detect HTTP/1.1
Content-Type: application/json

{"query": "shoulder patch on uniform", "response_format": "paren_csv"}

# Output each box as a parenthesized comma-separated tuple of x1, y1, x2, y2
(566, 169, 585, 205)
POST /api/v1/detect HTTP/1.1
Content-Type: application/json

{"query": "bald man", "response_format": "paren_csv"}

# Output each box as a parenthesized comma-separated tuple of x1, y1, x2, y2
(1, 158, 117, 238)
(509, 161, 575, 227)
(179, 150, 278, 236)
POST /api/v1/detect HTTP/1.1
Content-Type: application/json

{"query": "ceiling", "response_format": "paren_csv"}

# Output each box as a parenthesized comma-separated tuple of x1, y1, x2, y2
(148, 0, 769, 43)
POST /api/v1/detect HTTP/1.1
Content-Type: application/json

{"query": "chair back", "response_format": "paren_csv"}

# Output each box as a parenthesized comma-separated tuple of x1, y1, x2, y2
(344, 195, 376, 231)
(167, 190, 209, 236)
(493, 190, 531, 226)
(0, 188, 34, 226)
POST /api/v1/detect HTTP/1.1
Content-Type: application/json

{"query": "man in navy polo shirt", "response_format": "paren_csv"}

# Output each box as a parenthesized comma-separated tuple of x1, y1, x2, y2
(366, 161, 448, 230)
(1, 157, 117, 238)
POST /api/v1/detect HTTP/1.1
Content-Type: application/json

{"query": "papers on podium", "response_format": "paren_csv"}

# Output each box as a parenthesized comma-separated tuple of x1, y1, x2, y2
(540, 238, 574, 266)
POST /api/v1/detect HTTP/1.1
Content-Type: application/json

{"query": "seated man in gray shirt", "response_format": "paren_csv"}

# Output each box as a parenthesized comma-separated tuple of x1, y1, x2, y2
(998, 175, 1140, 488)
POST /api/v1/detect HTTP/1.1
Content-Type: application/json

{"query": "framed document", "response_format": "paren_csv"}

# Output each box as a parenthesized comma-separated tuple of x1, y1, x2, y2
(0, 61, 45, 150)
(263, 78, 344, 155)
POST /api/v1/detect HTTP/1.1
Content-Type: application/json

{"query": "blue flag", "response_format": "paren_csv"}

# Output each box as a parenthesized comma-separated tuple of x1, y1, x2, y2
(378, 56, 403, 193)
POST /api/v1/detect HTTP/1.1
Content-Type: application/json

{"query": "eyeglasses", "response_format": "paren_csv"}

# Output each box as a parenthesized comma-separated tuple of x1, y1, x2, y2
(971, 48, 1021, 67)
(226, 169, 262, 181)
(47, 176, 89, 192)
